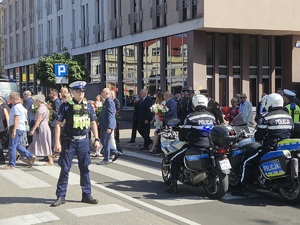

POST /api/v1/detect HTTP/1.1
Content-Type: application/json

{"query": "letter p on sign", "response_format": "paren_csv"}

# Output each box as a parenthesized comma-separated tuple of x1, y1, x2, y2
(55, 64, 69, 84)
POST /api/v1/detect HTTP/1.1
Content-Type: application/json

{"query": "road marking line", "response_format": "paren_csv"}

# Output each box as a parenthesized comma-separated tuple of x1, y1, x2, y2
(153, 196, 214, 206)
(88, 164, 143, 181)
(66, 204, 130, 217)
(0, 168, 51, 189)
(0, 211, 59, 225)
(122, 150, 162, 163)
(90, 181, 201, 225)
(114, 160, 161, 177)
(34, 161, 80, 185)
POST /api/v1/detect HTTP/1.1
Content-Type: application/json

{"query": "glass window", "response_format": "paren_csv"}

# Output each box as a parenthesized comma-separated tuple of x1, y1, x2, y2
(219, 34, 227, 66)
(249, 78, 257, 106)
(219, 77, 227, 106)
(262, 78, 270, 94)
(90, 51, 101, 83)
(143, 39, 161, 96)
(206, 33, 213, 66)
(105, 47, 118, 91)
(233, 35, 240, 67)
(166, 33, 188, 93)
(249, 36, 257, 67)
(123, 44, 137, 106)
(233, 78, 241, 96)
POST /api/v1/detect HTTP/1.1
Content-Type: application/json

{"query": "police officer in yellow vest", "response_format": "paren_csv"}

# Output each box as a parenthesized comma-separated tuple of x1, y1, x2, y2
(51, 81, 100, 207)
(283, 89, 300, 122)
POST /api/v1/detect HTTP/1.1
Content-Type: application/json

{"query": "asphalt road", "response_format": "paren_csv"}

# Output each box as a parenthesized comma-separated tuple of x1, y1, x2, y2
(0, 121, 300, 225)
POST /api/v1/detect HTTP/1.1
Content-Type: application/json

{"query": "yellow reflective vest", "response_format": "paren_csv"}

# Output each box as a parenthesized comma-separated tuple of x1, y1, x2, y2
(285, 103, 300, 122)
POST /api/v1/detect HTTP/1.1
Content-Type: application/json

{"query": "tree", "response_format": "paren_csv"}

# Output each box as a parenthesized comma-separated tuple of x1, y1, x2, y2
(35, 52, 88, 89)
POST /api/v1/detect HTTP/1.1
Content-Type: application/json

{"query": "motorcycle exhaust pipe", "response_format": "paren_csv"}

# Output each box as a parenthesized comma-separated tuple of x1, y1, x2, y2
(291, 158, 299, 179)
(192, 171, 209, 185)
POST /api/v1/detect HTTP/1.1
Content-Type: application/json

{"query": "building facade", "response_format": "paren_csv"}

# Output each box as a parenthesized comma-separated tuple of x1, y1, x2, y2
(2, 0, 300, 107)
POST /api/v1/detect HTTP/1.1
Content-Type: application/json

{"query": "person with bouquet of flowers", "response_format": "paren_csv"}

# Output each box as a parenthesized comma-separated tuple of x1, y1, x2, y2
(149, 92, 169, 153)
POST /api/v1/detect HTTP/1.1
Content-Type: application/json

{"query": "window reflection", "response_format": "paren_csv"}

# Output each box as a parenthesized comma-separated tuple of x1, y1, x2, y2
(105, 48, 118, 91)
(166, 33, 188, 94)
(123, 44, 137, 106)
(142, 39, 161, 96)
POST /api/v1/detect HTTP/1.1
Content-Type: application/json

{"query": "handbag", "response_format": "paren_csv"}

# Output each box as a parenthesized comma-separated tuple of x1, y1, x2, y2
(35, 112, 47, 134)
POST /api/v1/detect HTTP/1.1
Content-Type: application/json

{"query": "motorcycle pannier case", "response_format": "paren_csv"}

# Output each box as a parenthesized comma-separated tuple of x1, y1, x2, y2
(259, 150, 291, 178)
(210, 125, 239, 147)
(184, 147, 210, 171)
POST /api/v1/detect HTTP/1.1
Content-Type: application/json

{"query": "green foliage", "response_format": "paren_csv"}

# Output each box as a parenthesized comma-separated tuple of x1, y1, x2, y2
(35, 52, 88, 88)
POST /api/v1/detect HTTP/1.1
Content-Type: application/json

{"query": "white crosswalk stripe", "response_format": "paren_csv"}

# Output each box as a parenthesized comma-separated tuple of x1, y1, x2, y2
(0, 211, 59, 225)
(0, 168, 51, 188)
(89, 164, 143, 181)
(153, 196, 214, 206)
(34, 161, 80, 185)
(66, 204, 130, 217)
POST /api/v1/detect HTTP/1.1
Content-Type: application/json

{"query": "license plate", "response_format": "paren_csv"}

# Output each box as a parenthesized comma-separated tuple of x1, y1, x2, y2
(219, 158, 232, 170)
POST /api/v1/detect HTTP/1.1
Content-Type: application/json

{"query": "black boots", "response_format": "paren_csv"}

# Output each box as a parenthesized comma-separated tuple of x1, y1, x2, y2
(165, 180, 178, 194)
(50, 197, 66, 207)
(231, 185, 248, 197)
(81, 195, 99, 204)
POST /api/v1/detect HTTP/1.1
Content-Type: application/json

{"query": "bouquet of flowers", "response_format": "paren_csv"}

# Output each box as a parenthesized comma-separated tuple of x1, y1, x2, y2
(30, 104, 38, 113)
(91, 100, 103, 118)
(150, 102, 169, 121)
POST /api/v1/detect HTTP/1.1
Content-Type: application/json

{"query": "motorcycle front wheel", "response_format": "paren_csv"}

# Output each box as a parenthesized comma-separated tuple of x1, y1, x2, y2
(279, 186, 300, 204)
(203, 168, 229, 199)
(161, 157, 172, 185)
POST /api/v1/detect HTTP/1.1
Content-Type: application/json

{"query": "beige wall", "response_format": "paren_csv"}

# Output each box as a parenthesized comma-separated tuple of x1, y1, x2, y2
(292, 35, 300, 83)
(204, 0, 300, 35)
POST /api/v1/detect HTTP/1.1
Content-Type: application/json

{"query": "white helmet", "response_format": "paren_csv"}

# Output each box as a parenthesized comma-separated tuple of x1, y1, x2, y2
(262, 93, 283, 112)
(192, 94, 208, 109)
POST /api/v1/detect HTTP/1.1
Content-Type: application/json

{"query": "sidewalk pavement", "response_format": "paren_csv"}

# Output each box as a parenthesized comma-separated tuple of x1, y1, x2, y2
(118, 120, 159, 153)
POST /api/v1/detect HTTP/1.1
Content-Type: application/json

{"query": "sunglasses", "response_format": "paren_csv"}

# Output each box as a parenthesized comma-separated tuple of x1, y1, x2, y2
(241, 97, 246, 99)
(74, 89, 85, 93)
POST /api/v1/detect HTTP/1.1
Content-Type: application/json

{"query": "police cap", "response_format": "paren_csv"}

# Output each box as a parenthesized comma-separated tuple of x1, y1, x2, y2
(199, 89, 209, 95)
(187, 89, 195, 95)
(69, 81, 86, 91)
(283, 89, 296, 98)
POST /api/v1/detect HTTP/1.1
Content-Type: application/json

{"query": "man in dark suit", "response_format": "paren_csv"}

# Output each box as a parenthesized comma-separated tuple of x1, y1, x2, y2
(174, 91, 182, 120)
(128, 95, 139, 143)
(186, 90, 195, 115)
(111, 91, 120, 143)
(97, 88, 122, 165)
(163, 91, 178, 125)
(138, 89, 153, 150)
(200, 89, 224, 125)
(180, 89, 189, 124)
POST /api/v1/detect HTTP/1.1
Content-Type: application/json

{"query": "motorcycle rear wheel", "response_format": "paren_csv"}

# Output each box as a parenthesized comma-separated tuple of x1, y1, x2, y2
(279, 186, 300, 204)
(229, 168, 242, 188)
(161, 157, 172, 185)
(203, 168, 229, 199)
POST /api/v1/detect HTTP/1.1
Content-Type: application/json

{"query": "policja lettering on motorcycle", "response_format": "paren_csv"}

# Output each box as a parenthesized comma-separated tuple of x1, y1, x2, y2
(50, 81, 100, 207)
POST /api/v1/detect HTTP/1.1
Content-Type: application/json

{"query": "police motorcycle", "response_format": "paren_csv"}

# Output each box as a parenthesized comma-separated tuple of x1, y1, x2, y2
(228, 104, 300, 203)
(161, 118, 239, 199)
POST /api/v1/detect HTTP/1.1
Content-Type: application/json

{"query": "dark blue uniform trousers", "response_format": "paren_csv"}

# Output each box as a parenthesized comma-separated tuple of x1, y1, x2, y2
(56, 138, 92, 198)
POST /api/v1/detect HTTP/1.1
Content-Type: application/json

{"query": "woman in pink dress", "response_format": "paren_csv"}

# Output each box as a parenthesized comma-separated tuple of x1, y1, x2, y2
(28, 94, 53, 165)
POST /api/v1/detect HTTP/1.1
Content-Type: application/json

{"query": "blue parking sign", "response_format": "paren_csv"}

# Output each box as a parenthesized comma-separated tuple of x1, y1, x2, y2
(55, 64, 68, 83)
